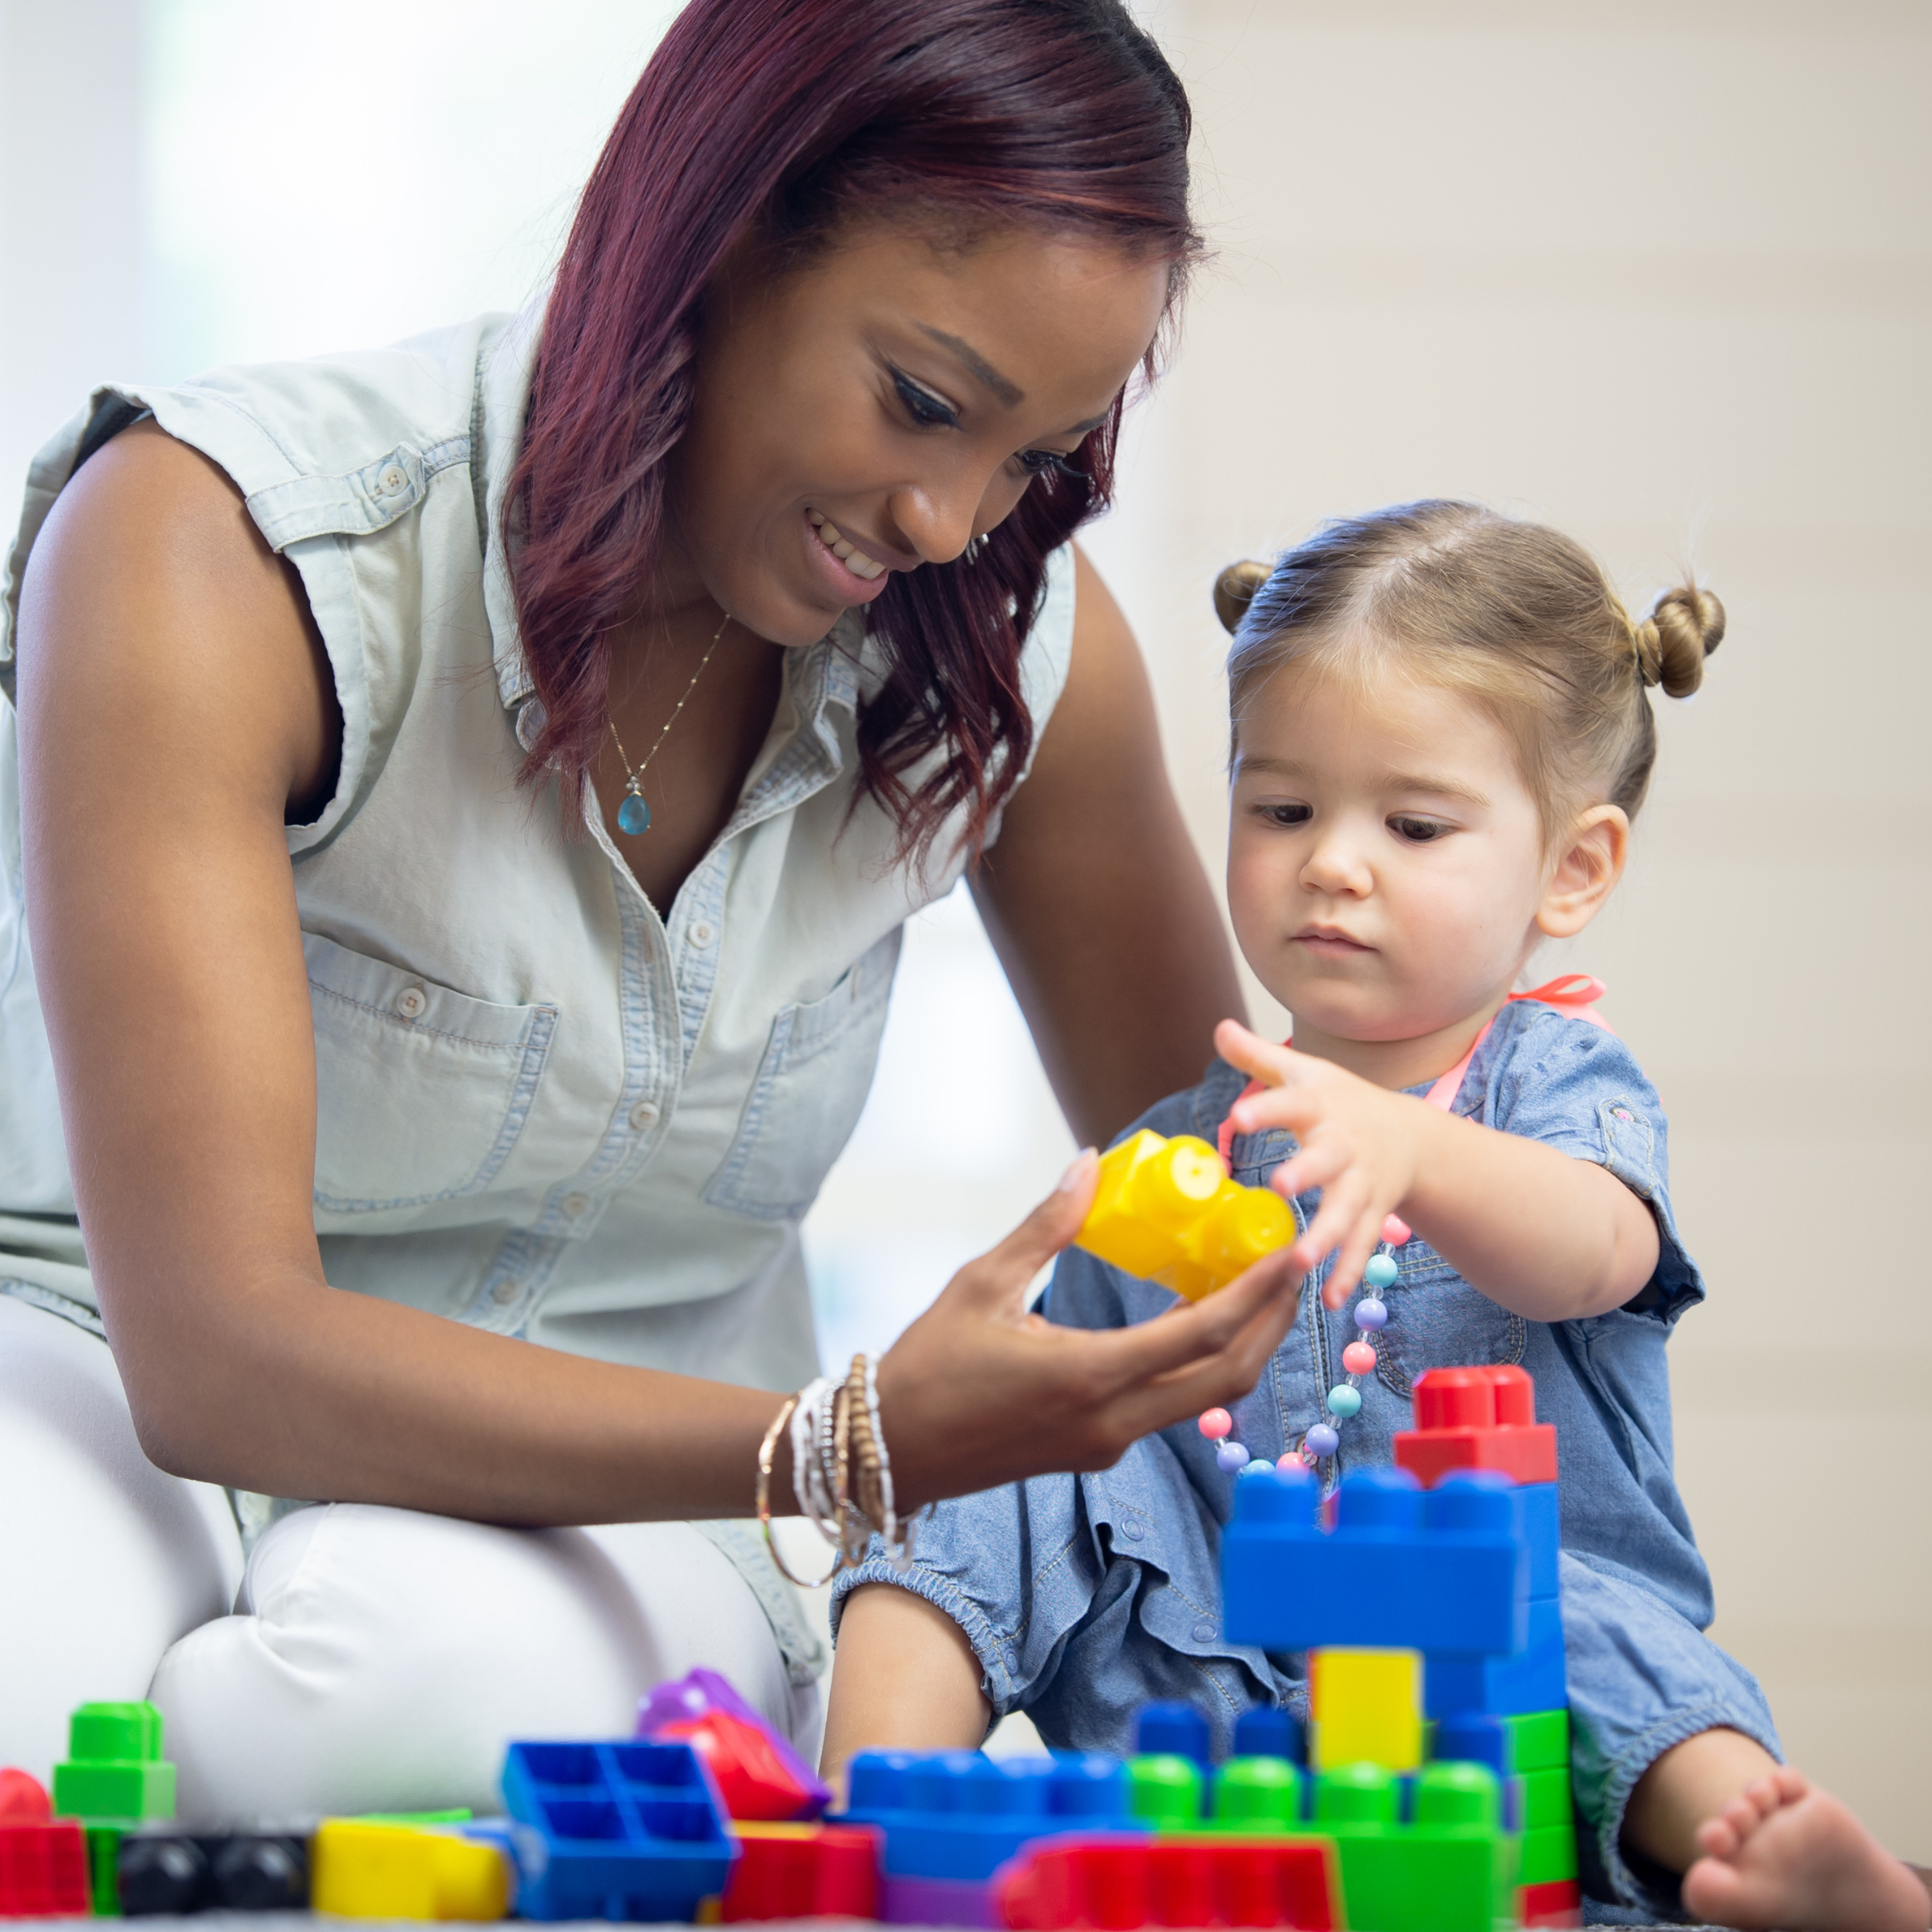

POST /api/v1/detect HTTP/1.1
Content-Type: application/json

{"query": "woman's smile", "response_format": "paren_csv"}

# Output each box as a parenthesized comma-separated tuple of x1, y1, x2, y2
(804, 508, 893, 603)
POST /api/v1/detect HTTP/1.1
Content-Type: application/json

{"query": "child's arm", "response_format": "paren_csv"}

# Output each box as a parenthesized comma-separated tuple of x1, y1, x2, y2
(1216, 1020, 1659, 1322)
(820, 1583, 991, 1791)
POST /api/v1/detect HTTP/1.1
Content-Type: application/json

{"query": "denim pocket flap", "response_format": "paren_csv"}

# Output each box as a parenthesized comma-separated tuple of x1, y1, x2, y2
(304, 930, 556, 1212)
(1373, 1241, 1525, 1400)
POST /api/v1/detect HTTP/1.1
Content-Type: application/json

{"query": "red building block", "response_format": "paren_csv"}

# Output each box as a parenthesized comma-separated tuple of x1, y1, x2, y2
(1393, 1365, 1557, 1487)
(0, 1820, 90, 1918)
(721, 1822, 881, 1921)
(654, 1710, 826, 1824)
(1518, 1876, 1583, 1926)
(0, 1772, 51, 1824)
(995, 1833, 1342, 1931)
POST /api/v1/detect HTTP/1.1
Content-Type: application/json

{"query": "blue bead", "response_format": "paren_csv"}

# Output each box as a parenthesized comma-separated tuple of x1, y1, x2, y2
(1305, 1423, 1340, 1458)
(1353, 1297, 1388, 1331)
(616, 794, 651, 835)
(1216, 1441, 1252, 1472)
(1325, 1383, 1362, 1419)
(1364, 1253, 1399, 1290)
(1236, 1458, 1275, 1479)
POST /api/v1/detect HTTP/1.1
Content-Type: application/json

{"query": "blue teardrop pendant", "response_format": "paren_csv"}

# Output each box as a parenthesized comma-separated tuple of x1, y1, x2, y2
(616, 791, 651, 836)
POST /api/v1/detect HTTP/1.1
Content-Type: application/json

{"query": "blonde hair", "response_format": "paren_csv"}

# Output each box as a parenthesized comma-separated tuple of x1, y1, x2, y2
(1213, 499, 1724, 838)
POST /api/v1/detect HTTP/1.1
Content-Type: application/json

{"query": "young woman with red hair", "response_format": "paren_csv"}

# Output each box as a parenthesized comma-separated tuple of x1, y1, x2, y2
(0, 0, 1297, 1811)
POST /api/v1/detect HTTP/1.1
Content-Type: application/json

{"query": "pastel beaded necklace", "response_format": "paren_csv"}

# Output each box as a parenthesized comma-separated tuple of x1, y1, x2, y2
(1201, 974, 1608, 1477)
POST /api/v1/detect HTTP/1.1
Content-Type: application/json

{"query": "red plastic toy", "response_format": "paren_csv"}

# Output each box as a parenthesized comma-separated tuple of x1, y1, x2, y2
(995, 1833, 1342, 1931)
(1518, 1877, 1583, 1927)
(0, 1817, 89, 1918)
(639, 1669, 830, 1823)
(1392, 1365, 1557, 1487)
(721, 1823, 881, 1921)
(0, 1771, 50, 1825)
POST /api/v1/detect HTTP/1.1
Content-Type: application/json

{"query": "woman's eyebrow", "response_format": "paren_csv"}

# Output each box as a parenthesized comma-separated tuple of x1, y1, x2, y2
(917, 325, 1024, 407)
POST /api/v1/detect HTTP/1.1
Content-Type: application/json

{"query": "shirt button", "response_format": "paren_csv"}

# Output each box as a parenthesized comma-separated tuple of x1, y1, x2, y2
(491, 1279, 521, 1305)
(629, 1100, 660, 1131)
(1122, 1520, 1146, 1542)
(395, 985, 428, 1020)
(1191, 1620, 1216, 1644)
(688, 922, 715, 948)
(380, 465, 406, 494)
(562, 1192, 591, 1218)
(1003, 1650, 1020, 1674)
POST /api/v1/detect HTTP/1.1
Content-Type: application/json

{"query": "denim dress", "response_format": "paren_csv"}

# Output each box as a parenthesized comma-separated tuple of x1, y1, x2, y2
(833, 1002, 1779, 1921)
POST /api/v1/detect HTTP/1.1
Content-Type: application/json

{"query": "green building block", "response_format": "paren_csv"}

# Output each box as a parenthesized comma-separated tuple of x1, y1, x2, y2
(1303, 1761, 1518, 1932)
(1126, 1754, 1204, 1829)
(1209, 1755, 1302, 1833)
(84, 1827, 123, 1917)
(1520, 1766, 1574, 1833)
(1501, 1709, 1570, 1774)
(51, 1703, 175, 1824)
(353, 1807, 475, 1827)
(1519, 1823, 1579, 1885)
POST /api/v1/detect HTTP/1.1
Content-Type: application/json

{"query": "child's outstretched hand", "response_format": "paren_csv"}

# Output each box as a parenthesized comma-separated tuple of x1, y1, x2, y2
(1214, 1018, 1432, 1311)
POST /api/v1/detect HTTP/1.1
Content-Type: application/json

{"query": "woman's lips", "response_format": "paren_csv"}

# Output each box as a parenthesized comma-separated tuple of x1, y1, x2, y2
(808, 510, 887, 579)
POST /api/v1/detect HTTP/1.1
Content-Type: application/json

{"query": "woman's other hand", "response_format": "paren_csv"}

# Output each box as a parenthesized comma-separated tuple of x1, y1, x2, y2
(876, 1148, 1302, 1510)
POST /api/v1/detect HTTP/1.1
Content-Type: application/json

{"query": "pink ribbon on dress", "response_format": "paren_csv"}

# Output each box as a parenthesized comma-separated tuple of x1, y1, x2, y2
(1215, 973, 1611, 1165)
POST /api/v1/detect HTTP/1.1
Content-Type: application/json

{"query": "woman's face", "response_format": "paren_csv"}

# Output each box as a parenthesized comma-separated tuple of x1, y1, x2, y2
(668, 220, 1171, 645)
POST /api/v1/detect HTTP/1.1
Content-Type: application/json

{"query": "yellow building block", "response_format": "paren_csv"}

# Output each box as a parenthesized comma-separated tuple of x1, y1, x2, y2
(311, 1820, 511, 1920)
(1075, 1130, 1293, 1300)
(1309, 1648, 1424, 1772)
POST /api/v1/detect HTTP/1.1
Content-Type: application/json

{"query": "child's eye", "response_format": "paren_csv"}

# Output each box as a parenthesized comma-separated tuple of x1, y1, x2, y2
(892, 369, 959, 429)
(1390, 814, 1451, 842)
(1263, 803, 1313, 828)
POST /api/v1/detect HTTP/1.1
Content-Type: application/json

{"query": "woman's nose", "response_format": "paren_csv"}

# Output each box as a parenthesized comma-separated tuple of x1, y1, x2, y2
(886, 468, 1022, 566)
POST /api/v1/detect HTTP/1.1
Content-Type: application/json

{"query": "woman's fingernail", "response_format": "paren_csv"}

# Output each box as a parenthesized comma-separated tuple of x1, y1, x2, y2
(1058, 1149, 1097, 1191)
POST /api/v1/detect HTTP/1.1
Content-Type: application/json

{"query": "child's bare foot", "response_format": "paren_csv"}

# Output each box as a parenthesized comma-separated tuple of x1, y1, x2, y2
(1679, 1764, 1930, 1932)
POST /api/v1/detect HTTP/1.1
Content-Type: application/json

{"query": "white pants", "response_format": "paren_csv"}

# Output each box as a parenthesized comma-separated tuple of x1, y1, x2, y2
(0, 1294, 820, 1818)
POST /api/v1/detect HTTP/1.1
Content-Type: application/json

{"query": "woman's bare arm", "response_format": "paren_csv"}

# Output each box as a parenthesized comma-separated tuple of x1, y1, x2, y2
(974, 547, 1244, 1150)
(15, 431, 1300, 1522)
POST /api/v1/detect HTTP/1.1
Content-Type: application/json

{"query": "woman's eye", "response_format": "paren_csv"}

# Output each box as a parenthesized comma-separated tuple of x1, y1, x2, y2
(1390, 814, 1450, 842)
(1016, 448, 1080, 479)
(891, 370, 958, 429)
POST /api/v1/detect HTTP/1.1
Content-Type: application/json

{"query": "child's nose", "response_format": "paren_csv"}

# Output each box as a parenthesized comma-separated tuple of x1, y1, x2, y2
(1300, 832, 1373, 897)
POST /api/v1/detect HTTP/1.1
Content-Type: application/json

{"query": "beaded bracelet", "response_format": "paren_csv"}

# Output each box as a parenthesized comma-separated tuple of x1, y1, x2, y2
(1199, 1213, 1409, 1474)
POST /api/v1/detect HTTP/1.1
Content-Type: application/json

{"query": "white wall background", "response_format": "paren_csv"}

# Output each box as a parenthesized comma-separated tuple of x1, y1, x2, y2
(2, 0, 1925, 1859)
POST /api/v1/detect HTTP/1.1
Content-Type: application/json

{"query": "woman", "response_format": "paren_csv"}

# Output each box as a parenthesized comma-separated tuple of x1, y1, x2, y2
(0, 0, 1297, 1814)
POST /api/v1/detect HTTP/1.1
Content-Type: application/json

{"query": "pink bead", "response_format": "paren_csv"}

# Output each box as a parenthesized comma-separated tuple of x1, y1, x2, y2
(1381, 1213, 1411, 1246)
(1199, 1407, 1235, 1441)
(1343, 1341, 1378, 1376)
(1276, 1452, 1307, 1473)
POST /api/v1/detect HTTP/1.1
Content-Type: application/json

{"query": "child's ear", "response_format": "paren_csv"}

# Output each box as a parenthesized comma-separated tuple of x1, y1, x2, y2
(1536, 804, 1629, 939)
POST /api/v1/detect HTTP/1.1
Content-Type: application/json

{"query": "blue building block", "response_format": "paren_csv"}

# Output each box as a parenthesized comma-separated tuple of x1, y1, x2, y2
(838, 1752, 1145, 1882)
(1514, 1482, 1560, 1602)
(1222, 1467, 1528, 1656)
(1135, 1703, 1210, 1767)
(1425, 1600, 1567, 1718)
(501, 1739, 736, 1921)
(1232, 1705, 1307, 1766)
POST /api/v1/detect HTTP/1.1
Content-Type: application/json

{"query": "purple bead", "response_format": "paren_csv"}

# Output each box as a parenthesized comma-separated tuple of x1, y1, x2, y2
(1216, 1441, 1252, 1472)
(1305, 1423, 1340, 1458)
(1353, 1296, 1388, 1331)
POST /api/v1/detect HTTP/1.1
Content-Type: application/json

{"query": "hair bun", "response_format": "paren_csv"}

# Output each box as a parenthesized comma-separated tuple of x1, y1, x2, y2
(1636, 584, 1725, 697)
(1213, 559, 1270, 636)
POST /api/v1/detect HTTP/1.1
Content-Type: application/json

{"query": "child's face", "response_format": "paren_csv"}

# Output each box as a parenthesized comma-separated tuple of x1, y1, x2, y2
(1227, 654, 1556, 1045)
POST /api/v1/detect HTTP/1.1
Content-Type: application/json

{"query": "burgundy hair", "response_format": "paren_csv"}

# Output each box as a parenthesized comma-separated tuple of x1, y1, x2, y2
(507, 0, 1197, 859)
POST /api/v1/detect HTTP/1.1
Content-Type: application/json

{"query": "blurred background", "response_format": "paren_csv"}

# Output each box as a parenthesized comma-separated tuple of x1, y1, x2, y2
(3, 0, 1925, 1856)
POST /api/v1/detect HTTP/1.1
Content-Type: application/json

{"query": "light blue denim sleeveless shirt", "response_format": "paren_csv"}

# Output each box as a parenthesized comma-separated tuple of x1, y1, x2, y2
(0, 308, 1076, 1389)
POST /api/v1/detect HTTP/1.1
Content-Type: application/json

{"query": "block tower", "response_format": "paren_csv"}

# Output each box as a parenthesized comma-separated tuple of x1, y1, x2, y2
(1214, 1363, 1579, 1928)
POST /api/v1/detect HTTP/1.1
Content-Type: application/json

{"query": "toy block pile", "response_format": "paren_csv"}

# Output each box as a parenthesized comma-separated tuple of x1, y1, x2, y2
(1217, 1362, 1579, 1927)
(1074, 1128, 1293, 1300)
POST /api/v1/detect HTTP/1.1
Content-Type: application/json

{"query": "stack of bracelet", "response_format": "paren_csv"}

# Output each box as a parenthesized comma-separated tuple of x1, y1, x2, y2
(756, 1351, 923, 1587)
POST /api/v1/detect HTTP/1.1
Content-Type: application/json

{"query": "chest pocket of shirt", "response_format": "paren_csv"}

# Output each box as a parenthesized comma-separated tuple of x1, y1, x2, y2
(304, 932, 557, 1212)
(704, 926, 902, 1222)
(1373, 1240, 1525, 1400)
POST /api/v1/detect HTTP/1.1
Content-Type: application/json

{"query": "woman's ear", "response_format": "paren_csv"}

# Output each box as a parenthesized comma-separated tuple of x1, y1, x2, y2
(1536, 804, 1629, 939)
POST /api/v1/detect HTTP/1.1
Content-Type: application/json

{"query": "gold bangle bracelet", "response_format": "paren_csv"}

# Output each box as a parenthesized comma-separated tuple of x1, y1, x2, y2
(756, 1392, 840, 1589)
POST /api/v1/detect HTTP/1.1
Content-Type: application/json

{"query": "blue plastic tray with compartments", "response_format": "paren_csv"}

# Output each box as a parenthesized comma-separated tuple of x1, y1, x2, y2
(501, 1738, 737, 1921)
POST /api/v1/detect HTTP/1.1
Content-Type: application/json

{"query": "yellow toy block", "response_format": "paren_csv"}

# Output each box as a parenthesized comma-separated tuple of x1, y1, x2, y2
(1308, 1648, 1424, 1772)
(310, 1819, 511, 1920)
(1074, 1130, 1293, 1300)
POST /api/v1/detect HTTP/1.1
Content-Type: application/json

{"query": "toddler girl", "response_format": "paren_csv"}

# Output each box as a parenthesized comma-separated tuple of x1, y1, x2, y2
(823, 500, 1930, 1932)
